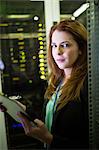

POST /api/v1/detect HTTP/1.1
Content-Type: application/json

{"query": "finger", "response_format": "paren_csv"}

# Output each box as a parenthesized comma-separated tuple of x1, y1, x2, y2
(0, 104, 7, 112)
(17, 112, 31, 126)
(17, 112, 31, 125)
(18, 116, 31, 134)
(17, 112, 36, 127)
(17, 112, 32, 133)
(34, 119, 44, 128)
(17, 111, 24, 118)
(16, 101, 26, 111)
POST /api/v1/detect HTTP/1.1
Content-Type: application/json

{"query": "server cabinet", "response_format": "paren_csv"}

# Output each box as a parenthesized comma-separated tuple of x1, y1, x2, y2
(0, 0, 47, 149)
(87, 0, 99, 148)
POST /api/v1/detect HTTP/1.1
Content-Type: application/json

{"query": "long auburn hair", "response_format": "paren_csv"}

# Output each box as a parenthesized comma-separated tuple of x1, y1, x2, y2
(44, 19, 87, 111)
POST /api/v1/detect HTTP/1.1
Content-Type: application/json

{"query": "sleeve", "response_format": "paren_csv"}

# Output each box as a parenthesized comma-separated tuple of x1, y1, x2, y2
(50, 134, 71, 148)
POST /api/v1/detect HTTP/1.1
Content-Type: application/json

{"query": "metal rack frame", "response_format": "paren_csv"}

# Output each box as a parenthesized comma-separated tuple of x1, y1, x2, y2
(87, 0, 99, 148)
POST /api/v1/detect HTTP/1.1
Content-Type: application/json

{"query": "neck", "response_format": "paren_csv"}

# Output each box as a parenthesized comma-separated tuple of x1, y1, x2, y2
(62, 68, 72, 86)
(64, 67, 72, 78)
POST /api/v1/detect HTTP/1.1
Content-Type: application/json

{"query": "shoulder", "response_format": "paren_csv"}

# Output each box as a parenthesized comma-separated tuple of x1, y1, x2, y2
(63, 100, 82, 115)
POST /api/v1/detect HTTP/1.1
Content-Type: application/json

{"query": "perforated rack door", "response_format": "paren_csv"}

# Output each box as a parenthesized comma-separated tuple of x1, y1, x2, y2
(87, 0, 99, 148)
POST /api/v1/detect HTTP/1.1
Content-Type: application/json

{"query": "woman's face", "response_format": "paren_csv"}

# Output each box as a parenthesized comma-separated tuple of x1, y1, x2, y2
(51, 30, 80, 70)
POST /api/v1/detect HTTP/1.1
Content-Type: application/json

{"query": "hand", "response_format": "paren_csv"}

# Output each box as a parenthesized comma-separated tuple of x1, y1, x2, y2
(0, 103, 7, 112)
(17, 112, 53, 144)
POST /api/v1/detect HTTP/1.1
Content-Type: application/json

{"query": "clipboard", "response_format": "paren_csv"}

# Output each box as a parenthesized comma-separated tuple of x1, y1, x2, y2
(0, 95, 34, 123)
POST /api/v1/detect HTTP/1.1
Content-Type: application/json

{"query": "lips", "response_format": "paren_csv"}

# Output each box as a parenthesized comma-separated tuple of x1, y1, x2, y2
(56, 58, 65, 62)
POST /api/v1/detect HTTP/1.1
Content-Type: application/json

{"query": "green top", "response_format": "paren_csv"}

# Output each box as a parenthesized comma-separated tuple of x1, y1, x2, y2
(45, 84, 61, 132)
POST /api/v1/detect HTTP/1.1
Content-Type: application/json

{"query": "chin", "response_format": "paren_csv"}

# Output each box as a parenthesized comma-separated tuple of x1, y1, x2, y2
(57, 64, 71, 70)
(57, 65, 66, 70)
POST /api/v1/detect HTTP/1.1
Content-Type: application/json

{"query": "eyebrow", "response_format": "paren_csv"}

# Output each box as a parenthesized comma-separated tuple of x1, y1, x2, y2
(51, 41, 70, 44)
(60, 41, 70, 44)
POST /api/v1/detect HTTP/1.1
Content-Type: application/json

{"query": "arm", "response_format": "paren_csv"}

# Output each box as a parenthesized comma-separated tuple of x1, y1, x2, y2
(17, 112, 53, 144)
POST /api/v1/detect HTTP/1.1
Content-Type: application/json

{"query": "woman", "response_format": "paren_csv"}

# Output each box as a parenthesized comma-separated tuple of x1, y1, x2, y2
(1, 19, 89, 149)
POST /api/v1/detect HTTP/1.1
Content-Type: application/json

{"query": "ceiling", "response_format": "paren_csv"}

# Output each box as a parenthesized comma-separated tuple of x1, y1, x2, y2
(1, 0, 86, 15)
(0, 0, 87, 24)
(60, 0, 86, 14)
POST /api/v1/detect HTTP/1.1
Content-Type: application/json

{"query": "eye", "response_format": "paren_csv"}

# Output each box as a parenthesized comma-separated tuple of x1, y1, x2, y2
(61, 43, 69, 48)
(51, 43, 57, 48)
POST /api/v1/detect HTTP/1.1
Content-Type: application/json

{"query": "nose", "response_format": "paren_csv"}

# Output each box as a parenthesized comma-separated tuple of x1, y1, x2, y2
(56, 46, 63, 55)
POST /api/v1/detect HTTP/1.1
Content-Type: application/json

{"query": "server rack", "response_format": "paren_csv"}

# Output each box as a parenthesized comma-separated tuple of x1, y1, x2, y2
(87, 0, 99, 148)
(0, 0, 47, 149)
